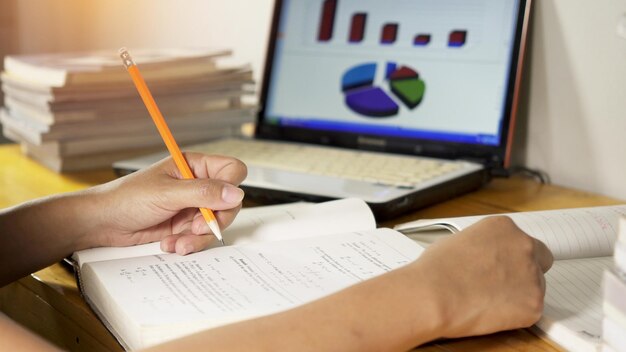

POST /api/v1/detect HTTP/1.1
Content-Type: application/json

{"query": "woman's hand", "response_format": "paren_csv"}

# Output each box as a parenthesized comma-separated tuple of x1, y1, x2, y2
(87, 152, 247, 255)
(413, 216, 554, 339)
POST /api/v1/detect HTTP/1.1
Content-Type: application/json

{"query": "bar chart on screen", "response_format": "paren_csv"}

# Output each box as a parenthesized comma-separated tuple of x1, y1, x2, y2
(315, 0, 476, 48)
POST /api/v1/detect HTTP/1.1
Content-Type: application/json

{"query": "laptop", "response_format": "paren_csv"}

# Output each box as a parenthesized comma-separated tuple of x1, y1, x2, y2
(114, 0, 532, 220)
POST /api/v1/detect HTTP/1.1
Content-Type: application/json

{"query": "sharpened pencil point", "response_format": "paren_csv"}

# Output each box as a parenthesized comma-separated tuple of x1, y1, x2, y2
(207, 220, 224, 246)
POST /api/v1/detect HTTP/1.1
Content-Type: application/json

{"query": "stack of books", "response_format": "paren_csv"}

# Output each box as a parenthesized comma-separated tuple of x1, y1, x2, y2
(0, 48, 255, 171)
(603, 217, 626, 352)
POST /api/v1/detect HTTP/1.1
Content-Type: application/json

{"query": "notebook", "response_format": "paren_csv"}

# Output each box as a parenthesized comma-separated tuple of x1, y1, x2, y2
(114, 0, 532, 219)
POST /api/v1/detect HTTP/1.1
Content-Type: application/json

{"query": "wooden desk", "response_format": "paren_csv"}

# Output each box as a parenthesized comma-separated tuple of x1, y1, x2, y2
(0, 144, 622, 351)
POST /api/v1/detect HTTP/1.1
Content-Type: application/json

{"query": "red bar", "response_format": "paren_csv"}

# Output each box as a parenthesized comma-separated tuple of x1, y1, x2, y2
(349, 13, 367, 43)
(448, 30, 468, 47)
(413, 34, 431, 46)
(381, 23, 398, 44)
(318, 0, 337, 42)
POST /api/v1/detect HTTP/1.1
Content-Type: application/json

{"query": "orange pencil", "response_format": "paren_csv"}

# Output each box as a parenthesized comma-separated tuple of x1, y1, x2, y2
(119, 48, 224, 246)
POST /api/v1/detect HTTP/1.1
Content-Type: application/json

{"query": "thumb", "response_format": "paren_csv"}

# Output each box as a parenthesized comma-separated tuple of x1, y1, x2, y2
(163, 178, 245, 211)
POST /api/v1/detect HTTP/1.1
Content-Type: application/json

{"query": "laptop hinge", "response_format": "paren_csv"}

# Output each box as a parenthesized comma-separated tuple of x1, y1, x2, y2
(459, 157, 507, 177)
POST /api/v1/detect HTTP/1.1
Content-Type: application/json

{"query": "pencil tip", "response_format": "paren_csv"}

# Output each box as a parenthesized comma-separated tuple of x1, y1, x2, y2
(207, 221, 224, 245)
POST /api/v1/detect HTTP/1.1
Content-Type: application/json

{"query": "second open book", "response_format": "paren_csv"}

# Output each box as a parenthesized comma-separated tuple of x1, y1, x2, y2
(396, 205, 626, 352)
(73, 199, 626, 351)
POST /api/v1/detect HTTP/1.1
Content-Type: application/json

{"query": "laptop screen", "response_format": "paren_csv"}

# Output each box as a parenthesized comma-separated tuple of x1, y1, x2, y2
(258, 0, 529, 167)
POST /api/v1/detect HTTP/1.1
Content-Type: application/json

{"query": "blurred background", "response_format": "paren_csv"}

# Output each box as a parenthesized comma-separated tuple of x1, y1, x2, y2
(0, 0, 625, 200)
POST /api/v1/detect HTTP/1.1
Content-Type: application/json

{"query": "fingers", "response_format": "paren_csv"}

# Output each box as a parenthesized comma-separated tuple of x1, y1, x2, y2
(472, 216, 554, 273)
(537, 265, 547, 297)
(162, 178, 245, 212)
(181, 152, 248, 185)
(160, 233, 215, 255)
(161, 206, 242, 256)
(170, 208, 201, 234)
(488, 215, 554, 273)
(151, 153, 245, 255)
(163, 198, 242, 256)
(533, 238, 554, 273)
(152, 153, 246, 212)
(191, 204, 243, 234)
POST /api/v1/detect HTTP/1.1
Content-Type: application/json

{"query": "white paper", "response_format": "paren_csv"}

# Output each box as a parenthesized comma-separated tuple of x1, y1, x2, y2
(537, 257, 612, 352)
(83, 228, 422, 349)
(396, 205, 626, 260)
(74, 198, 374, 268)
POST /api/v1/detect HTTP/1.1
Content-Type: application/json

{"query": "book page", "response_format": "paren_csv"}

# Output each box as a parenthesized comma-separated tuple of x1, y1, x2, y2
(602, 317, 626, 352)
(7, 48, 229, 71)
(82, 228, 422, 349)
(396, 205, 626, 260)
(73, 198, 375, 268)
(537, 256, 612, 352)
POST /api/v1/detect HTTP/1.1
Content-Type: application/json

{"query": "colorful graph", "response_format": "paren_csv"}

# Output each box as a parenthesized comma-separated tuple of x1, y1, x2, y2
(317, 0, 467, 48)
(341, 62, 426, 118)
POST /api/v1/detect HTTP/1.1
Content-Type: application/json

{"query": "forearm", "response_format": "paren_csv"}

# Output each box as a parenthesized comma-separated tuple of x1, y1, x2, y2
(0, 189, 99, 286)
(146, 262, 444, 352)
(0, 313, 60, 352)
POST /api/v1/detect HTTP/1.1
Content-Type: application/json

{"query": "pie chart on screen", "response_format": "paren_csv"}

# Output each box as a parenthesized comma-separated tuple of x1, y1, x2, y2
(341, 62, 426, 118)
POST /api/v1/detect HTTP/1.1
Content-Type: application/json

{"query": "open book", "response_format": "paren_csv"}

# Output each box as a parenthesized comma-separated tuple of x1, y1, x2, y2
(72, 199, 424, 350)
(396, 205, 626, 352)
(74, 199, 626, 351)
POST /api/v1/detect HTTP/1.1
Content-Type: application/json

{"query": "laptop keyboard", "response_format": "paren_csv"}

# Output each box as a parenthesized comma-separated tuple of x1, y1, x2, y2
(188, 139, 466, 188)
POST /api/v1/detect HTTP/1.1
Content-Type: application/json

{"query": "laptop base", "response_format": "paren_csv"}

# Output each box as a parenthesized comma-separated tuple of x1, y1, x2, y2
(240, 168, 489, 221)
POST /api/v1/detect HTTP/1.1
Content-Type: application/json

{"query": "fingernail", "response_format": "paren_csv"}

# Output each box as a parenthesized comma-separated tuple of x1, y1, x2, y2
(222, 185, 244, 204)
(181, 244, 194, 256)
(161, 241, 174, 253)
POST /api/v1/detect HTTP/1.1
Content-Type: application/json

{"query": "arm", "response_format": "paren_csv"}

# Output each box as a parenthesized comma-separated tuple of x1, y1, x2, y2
(147, 216, 553, 352)
(0, 153, 247, 286)
(0, 313, 60, 352)
(0, 153, 553, 351)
